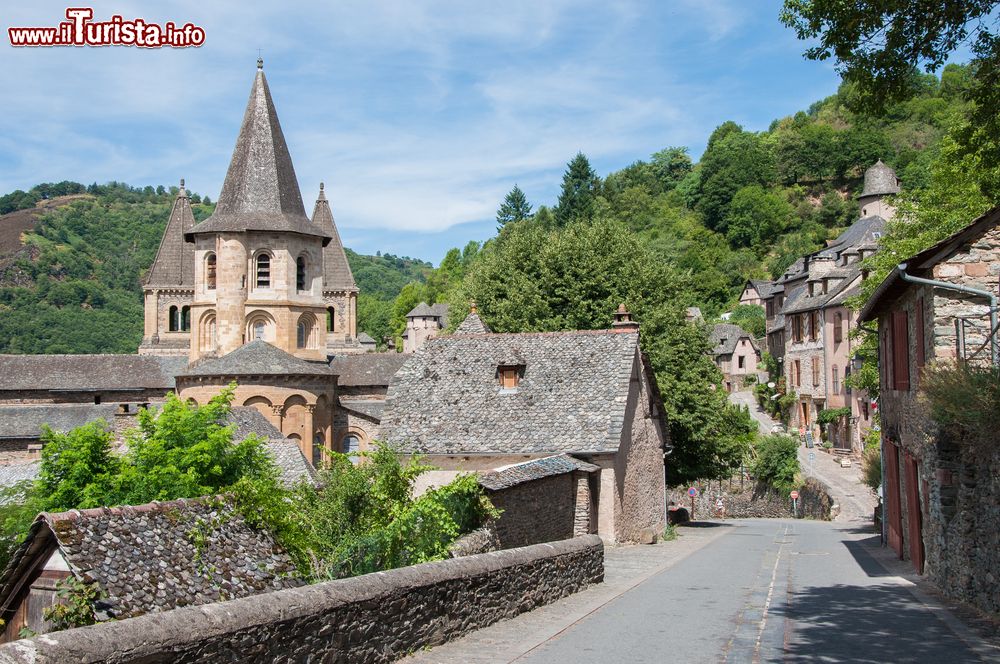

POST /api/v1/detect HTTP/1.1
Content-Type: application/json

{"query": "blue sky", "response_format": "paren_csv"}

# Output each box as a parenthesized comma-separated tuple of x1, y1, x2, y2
(0, 1, 846, 264)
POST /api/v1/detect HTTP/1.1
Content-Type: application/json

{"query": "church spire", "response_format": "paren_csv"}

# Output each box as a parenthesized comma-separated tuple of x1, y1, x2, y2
(186, 63, 330, 243)
(145, 179, 196, 287)
(311, 183, 357, 291)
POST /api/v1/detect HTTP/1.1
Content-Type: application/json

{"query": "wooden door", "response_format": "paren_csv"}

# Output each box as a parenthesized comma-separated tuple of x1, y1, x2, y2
(884, 442, 904, 558)
(904, 452, 925, 573)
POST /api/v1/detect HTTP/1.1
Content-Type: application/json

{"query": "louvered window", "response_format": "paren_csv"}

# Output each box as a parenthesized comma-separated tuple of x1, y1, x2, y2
(891, 310, 910, 391)
(256, 253, 271, 288)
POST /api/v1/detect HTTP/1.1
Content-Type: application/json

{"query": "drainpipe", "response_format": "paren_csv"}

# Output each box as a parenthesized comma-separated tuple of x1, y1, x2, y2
(897, 262, 998, 366)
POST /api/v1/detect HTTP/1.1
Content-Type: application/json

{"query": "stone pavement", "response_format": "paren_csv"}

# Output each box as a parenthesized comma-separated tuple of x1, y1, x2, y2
(403, 523, 733, 663)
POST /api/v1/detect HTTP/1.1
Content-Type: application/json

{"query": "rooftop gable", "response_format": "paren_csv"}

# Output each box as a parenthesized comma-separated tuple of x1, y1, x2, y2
(310, 183, 356, 291)
(179, 340, 331, 377)
(379, 329, 645, 455)
(144, 182, 196, 287)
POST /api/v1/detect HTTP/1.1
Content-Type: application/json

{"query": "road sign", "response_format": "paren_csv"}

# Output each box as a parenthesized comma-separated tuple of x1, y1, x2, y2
(790, 490, 800, 500)
(808, 452, 816, 463)
(688, 487, 699, 497)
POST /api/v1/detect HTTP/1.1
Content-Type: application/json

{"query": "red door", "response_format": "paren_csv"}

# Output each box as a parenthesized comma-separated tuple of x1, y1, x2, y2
(904, 452, 925, 573)
(884, 442, 904, 559)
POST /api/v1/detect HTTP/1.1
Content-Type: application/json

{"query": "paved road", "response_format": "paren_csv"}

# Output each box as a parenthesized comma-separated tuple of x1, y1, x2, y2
(516, 520, 995, 663)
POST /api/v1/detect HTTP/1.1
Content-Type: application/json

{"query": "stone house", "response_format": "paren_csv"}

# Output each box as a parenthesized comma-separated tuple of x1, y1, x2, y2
(738, 279, 776, 307)
(402, 302, 450, 353)
(379, 309, 669, 544)
(709, 323, 761, 392)
(0, 496, 302, 642)
(758, 161, 893, 450)
(858, 204, 1000, 615)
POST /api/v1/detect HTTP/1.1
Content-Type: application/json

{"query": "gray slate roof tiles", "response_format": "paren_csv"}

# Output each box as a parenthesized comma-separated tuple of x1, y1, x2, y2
(179, 340, 332, 377)
(186, 66, 330, 243)
(0, 404, 117, 439)
(478, 454, 600, 491)
(329, 353, 409, 386)
(310, 184, 357, 291)
(338, 399, 385, 421)
(0, 354, 186, 392)
(0, 497, 302, 622)
(709, 324, 758, 356)
(453, 312, 492, 335)
(379, 329, 640, 455)
(144, 185, 196, 287)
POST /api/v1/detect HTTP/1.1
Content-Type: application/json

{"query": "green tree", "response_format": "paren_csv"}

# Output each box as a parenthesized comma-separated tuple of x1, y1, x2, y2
(725, 185, 794, 250)
(751, 434, 800, 494)
(554, 153, 600, 226)
(650, 147, 694, 191)
(696, 126, 776, 232)
(728, 304, 766, 338)
(496, 185, 533, 230)
(781, 0, 1000, 197)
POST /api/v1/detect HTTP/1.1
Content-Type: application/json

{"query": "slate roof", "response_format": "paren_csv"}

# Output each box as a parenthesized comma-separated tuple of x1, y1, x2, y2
(454, 312, 492, 335)
(860, 159, 900, 198)
(379, 329, 650, 455)
(358, 332, 376, 344)
(746, 280, 776, 299)
(0, 404, 116, 439)
(144, 182, 196, 287)
(0, 355, 186, 392)
(406, 302, 437, 317)
(709, 324, 758, 356)
(781, 264, 862, 315)
(0, 464, 40, 502)
(339, 399, 385, 421)
(186, 63, 330, 243)
(478, 454, 600, 491)
(0, 497, 302, 623)
(226, 405, 284, 439)
(311, 183, 357, 291)
(179, 340, 331, 377)
(329, 353, 409, 386)
(821, 215, 886, 256)
(265, 440, 318, 485)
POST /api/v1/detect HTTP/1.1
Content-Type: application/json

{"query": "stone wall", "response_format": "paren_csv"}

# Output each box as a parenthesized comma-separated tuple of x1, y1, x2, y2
(667, 477, 835, 521)
(0, 536, 604, 664)
(488, 473, 575, 548)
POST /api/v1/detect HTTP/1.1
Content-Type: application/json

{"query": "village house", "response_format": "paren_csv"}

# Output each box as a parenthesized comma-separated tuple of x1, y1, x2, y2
(379, 306, 669, 544)
(709, 323, 762, 392)
(756, 160, 893, 451)
(402, 302, 450, 353)
(858, 205, 1000, 616)
(0, 496, 302, 642)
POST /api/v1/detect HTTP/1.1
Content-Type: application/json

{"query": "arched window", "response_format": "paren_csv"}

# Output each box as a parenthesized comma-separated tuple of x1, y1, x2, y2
(181, 306, 191, 332)
(206, 253, 217, 290)
(201, 313, 217, 352)
(343, 434, 360, 464)
(246, 312, 274, 343)
(834, 312, 844, 343)
(312, 431, 325, 468)
(296, 256, 307, 292)
(168, 305, 179, 332)
(297, 321, 307, 348)
(255, 253, 271, 288)
(253, 321, 266, 340)
(327, 307, 336, 332)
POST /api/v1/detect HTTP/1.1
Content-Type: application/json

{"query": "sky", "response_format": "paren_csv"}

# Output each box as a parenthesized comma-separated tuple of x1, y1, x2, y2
(0, 1, 847, 264)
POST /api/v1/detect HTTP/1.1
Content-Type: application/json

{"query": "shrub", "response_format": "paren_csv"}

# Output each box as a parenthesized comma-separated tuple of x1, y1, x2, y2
(922, 361, 1000, 454)
(751, 434, 800, 494)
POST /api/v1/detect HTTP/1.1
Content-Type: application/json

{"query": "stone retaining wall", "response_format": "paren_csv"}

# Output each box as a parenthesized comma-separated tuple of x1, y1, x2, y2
(668, 476, 836, 521)
(0, 536, 604, 664)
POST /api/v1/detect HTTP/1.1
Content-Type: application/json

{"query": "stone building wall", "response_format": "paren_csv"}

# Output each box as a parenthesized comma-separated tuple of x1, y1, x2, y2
(667, 477, 835, 521)
(0, 536, 604, 664)
(487, 473, 575, 548)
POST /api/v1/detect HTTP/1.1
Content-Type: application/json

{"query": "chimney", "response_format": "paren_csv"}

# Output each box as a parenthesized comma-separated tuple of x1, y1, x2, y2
(612, 303, 640, 331)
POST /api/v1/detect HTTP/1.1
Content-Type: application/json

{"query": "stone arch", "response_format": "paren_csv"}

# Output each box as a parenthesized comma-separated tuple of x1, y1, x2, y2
(199, 310, 217, 353)
(252, 250, 273, 289)
(297, 313, 319, 349)
(205, 252, 217, 290)
(338, 427, 370, 461)
(242, 395, 272, 420)
(326, 306, 337, 332)
(168, 305, 179, 332)
(245, 310, 276, 343)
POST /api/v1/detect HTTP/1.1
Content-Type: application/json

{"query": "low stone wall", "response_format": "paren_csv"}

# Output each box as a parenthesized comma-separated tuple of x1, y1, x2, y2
(667, 476, 836, 521)
(489, 473, 576, 548)
(0, 535, 604, 664)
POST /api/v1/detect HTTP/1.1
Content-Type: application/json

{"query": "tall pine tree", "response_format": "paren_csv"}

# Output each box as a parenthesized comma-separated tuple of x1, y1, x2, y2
(496, 185, 533, 230)
(554, 153, 600, 226)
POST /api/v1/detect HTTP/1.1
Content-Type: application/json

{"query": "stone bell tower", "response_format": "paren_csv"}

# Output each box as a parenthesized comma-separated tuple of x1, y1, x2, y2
(184, 58, 332, 363)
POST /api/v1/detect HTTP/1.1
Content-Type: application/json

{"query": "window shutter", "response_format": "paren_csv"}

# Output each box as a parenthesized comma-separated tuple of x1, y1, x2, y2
(892, 310, 910, 391)
(915, 298, 925, 370)
(812, 357, 820, 387)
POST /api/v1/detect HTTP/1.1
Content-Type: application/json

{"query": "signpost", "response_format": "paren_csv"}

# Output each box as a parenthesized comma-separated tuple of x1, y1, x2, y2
(688, 486, 699, 520)
(808, 451, 815, 473)
(790, 490, 800, 518)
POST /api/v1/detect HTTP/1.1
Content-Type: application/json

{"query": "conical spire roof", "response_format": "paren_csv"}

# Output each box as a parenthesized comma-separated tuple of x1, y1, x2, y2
(860, 159, 900, 198)
(311, 183, 357, 291)
(188, 61, 331, 243)
(145, 179, 196, 287)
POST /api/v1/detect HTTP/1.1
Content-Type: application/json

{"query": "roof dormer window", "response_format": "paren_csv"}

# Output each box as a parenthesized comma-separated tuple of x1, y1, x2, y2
(497, 365, 522, 391)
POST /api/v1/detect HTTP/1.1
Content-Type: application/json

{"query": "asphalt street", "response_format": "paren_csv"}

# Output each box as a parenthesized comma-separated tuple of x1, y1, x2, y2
(515, 519, 994, 663)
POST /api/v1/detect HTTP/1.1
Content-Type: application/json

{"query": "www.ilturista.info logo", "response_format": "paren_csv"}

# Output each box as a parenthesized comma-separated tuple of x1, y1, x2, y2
(8, 8, 205, 48)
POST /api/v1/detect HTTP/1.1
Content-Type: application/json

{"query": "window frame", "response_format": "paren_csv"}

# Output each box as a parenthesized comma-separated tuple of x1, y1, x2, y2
(296, 255, 307, 292)
(255, 252, 272, 289)
(206, 253, 217, 291)
(891, 309, 910, 391)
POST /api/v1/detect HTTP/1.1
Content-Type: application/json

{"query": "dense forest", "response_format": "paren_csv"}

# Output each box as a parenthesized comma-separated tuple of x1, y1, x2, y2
(0, 66, 972, 355)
